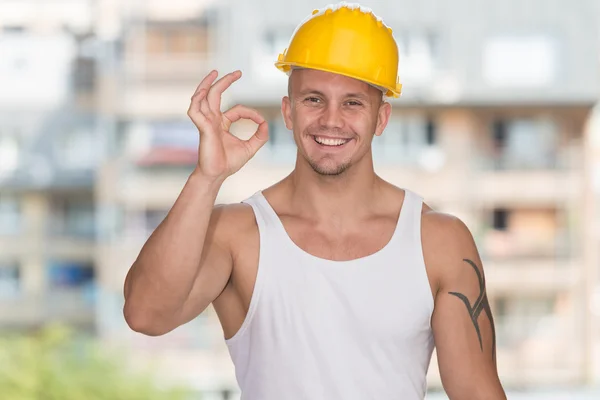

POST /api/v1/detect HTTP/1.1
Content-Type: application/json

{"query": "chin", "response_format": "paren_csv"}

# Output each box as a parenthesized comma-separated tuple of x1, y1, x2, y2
(309, 159, 351, 176)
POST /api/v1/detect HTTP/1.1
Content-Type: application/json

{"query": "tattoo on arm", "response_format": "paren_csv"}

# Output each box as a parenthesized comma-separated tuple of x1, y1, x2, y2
(448, 258, 497, 361)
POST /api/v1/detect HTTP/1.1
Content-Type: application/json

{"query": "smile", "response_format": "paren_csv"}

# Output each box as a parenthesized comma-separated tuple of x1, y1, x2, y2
(313, 136, 352, 147)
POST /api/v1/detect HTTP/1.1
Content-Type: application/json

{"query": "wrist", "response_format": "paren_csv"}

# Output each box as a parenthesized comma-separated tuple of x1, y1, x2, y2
(189, 168, 227, 190)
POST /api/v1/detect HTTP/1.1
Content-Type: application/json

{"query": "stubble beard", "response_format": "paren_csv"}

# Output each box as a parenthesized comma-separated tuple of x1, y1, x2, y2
(304, 126, 354, 176)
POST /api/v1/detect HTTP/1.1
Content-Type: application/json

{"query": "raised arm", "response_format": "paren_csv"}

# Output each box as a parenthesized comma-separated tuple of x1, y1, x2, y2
(423, 212, 506, 399)
(122, 70, 268, 336)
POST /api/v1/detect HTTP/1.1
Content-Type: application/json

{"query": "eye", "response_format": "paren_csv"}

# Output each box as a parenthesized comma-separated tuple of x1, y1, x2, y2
(345, 100, 363, 106)
(305, 97, 321, 103)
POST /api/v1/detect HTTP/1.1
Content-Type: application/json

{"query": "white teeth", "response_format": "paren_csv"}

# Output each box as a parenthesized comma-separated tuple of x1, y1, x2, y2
(314, 136, 349, 146)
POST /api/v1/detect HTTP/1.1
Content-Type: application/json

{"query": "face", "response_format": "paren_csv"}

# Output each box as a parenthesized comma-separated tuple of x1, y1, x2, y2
(282, 69, 391, 176)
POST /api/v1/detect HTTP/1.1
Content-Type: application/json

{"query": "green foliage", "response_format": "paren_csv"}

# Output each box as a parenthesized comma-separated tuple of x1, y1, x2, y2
(0, 324, 194, 400)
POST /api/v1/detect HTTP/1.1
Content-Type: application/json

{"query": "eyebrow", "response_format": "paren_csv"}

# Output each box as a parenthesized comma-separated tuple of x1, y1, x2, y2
(297, 89, 370, 101)
(345, 92, 370, 101)
(297, 89, 325, 97)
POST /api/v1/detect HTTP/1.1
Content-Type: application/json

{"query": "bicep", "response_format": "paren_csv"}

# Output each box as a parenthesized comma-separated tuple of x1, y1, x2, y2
(432, 257, 502, 399)
(424, 213, 505, 399)
(176, 205, 235, 326)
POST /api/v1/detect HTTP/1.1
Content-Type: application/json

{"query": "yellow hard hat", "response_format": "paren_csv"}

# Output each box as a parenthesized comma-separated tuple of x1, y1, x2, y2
(275, 3, 402, 98)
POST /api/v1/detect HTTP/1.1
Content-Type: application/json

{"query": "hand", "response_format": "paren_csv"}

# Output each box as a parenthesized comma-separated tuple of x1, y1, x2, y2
(187, 70, 269, 181)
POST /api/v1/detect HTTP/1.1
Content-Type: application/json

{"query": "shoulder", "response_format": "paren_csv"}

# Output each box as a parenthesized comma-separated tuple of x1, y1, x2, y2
(420, 206, 476, 252)
(211, 201, 256, 226)
(419, 205, 483, 296)
(207, 201, 258, 249)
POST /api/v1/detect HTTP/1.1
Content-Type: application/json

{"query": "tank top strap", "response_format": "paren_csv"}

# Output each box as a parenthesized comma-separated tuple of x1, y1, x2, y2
(387, 188, 424, 250)
(241, 192, 266, 229)
(241, 191, 291, 249)
(407, 189, 424, 240)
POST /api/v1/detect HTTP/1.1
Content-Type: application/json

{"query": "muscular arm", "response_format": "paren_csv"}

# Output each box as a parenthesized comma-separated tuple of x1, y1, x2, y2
(123, 171, 233, 336)
(123, 69, 269, 337)
(423, 212, 506, 400)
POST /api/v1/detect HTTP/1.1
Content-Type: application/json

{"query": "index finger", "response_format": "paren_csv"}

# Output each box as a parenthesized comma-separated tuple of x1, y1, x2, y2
(207, 70, 242, 113)
(222, 105, 265, 130)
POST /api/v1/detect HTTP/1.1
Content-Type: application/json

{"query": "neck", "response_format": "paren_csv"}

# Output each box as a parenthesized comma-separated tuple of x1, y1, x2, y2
(283, 151, 384, 225)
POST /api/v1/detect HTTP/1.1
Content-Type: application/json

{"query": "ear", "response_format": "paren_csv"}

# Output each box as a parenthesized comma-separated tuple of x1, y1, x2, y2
(374, 100, 392, 137)
(281, 96, 293, 131)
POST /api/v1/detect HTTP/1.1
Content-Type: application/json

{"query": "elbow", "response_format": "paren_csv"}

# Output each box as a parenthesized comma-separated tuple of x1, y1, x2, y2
(123, 302, 174, 337)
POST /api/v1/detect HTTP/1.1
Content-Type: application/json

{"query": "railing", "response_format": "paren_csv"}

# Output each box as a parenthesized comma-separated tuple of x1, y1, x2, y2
(121, 53, 214, 84)
(0, 287, 96, 327)
(476, 230, 572, 261)
(46, 216, 96, 239)
(476, 144, 582, 172)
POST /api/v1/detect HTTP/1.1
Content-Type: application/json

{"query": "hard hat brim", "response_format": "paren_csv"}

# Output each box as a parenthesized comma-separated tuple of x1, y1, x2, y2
(275, 60, 402, 98)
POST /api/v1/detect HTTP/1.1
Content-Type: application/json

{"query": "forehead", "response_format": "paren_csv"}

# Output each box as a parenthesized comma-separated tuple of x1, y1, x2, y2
(290, 68, 380, 97)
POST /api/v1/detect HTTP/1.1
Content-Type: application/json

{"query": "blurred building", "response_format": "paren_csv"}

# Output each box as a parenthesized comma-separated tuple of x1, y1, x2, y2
(587, 100, 600, 384)
(0, 1, 99, 331)
(93, 0, 238, 397)
(2, 0, 599, 398)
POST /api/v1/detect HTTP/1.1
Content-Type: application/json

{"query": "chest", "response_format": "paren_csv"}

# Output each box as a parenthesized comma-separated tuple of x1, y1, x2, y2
(280, 216, 398, 261)
(261, 258, 434, 346)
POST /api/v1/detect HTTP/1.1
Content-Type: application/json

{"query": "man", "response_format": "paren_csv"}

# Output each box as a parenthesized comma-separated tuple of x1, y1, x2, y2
(123, 3, 507, 399)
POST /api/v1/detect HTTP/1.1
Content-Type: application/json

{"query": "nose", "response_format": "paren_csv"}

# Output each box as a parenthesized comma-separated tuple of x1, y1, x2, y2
(319, 103, 344, 130)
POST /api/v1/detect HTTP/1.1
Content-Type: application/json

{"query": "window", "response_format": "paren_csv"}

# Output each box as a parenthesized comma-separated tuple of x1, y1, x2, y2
(0, 195, 21, 235)
(49, 198, 95, 238)
(0, 133, 20, 177)
(492, 120, 507, 148)
(396, 30, 438, 84)
(0, 34, 75, 105)
(60, 128, 96, 169)
(65, 201, 95, 238)
(486, 208, 563, 258)
(373, 115, 443, 170)
(47, 261, 95, 289)
(425, 118, 437, 146)
(483, 35, 558, 87)
(490, 118, 558, 170)
(72, 56, 96, 91)
(150, 121, 198, 149)
(253, 28, 295, 82)
(46, 260, 96, 308)
(0, 261, 20, 299)
(145, 26, 210, 56)
(3, 26, 26, 34)
(495, 296, 557, 348)
(134, 121, 199, 167)
(97, 204, 124, 240)
(373, 117, 406, 160)
(493, 209, 509, 231)
(266, 119, 296, 163)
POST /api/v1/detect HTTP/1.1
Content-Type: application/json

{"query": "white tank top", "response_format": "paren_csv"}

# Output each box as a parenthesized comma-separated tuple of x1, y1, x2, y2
(225, 188, 435, 399)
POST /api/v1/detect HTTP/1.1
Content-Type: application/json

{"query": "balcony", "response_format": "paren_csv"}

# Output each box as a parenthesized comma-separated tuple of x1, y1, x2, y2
(118, 51, 216, 113)
(475, 170, 581, 205)
(485, 258, 580, 293)
(471, 116, 584, 203)
(122, 53, 213, 85)
(45, 236, 96, 260)
(477, 228, 579, 292)
(45, 206, 96, 259)
(479, 228, 572, 259)
(0, 287, 96, 328)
